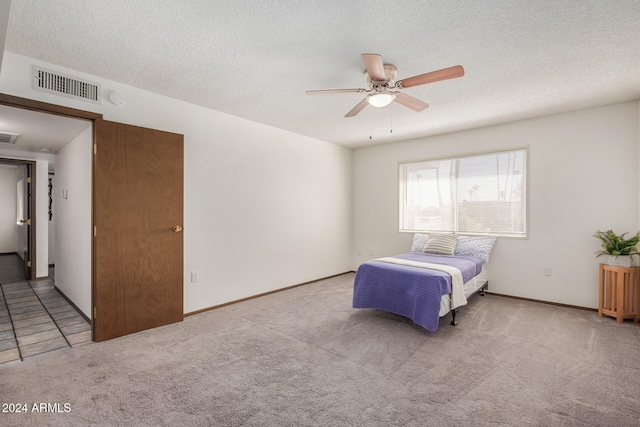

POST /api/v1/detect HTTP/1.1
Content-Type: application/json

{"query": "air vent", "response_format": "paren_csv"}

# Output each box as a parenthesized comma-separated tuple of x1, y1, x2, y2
(0, 132, 19, 144)
(32, 66, 101, 104)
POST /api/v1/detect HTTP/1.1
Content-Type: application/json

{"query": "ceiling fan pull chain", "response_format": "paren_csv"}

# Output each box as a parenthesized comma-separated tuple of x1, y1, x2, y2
(390, 106, 393, 134)
(369, 105, 373, 139)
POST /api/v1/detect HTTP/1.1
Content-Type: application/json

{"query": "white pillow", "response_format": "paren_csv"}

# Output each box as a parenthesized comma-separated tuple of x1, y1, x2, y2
(411, 233, 429, 252)
(455, 236, 497, 264)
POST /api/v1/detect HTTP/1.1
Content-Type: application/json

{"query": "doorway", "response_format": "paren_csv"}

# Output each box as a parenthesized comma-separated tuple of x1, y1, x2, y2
(0, 93, 185, 343)
(0, 152, 93, 363)
(0, 158, 35, 281)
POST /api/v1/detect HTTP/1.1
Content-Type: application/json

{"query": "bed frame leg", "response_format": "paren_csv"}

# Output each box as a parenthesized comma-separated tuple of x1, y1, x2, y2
(450, 308, 458, 326)
(451, 281, 489, 327)
(479, 281, 489, 297)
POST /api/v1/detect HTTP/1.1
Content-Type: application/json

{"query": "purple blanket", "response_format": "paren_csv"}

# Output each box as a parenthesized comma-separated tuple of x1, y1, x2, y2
(352, 253, 483, 332)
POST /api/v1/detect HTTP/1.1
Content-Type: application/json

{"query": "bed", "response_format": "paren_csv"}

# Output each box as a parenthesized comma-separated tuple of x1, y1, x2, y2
(352, 234, 495, 332)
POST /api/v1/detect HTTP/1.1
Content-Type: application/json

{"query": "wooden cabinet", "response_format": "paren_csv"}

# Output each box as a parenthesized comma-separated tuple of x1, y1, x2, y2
(598, 264, 640, 323)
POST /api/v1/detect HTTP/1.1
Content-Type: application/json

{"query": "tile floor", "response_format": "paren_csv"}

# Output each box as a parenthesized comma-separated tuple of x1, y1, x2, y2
(0, 255, 92, 365)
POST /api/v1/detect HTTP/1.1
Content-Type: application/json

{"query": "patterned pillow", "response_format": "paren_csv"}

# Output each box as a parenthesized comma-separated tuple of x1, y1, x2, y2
(422, 233, 458, 255)
(455, 236, 497, 264)
(411, 233, 429, 252)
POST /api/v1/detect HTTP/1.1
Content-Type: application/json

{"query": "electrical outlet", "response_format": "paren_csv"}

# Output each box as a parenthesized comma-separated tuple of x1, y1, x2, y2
(544, 266, 552, 277)
(191, 271, 199, 283)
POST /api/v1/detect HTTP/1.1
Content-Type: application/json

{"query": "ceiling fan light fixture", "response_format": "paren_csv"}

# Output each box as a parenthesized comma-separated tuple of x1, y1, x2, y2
(367, 93, 396, 108)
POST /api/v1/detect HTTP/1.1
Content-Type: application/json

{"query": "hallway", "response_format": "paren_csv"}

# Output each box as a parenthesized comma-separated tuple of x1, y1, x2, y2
(0, 254, 91, 365)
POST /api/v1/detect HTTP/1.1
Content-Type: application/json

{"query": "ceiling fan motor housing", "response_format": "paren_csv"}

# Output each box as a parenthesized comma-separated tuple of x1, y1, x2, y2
(365, 64, 397, 88)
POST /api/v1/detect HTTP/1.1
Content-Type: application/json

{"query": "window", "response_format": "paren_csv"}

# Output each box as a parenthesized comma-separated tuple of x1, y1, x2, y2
(399, 148, 527, 237)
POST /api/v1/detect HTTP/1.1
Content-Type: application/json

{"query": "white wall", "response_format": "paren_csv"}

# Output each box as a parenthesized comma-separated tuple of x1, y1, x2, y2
(0, 165, 17, 253)
(0, 52, 352, 313)
(353, 102, 639, 309)
(54, 127, 92, 316)
(184, 120, 352, 308)
(0, 0, 10, 74)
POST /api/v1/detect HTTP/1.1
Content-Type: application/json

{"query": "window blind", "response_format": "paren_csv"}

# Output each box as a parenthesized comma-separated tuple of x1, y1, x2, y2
(399, 148, 527, 237)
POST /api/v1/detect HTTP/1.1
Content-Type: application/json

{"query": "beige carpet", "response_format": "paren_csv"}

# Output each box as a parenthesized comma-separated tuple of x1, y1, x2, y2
(1, 273, 639, 426)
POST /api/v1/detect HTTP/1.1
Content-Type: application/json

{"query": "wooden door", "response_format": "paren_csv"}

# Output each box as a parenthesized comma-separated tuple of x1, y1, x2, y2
(92, 119, 184, 342)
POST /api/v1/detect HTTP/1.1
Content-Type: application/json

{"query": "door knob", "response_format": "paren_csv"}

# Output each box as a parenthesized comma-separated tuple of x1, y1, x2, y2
(172, 225, 183, 232)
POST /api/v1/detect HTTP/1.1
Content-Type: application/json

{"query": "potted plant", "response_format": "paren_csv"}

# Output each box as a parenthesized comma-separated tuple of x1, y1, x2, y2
(594, 230, 640, 267)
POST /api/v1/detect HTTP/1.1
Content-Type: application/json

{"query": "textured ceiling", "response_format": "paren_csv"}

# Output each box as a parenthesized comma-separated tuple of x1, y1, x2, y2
(4, 0, 640, 149)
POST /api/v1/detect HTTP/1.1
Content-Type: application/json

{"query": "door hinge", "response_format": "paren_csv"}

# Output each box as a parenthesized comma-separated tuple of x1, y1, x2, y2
(93, 226, 97, 237)
(93, 143, 97, 155)
(93, 307, 96, 319)
(27, 177, 31, 184)
(27, 261, 31, 267)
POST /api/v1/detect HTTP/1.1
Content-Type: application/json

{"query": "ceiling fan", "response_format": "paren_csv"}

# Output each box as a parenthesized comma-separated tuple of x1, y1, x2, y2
(306, 53, 464, 117)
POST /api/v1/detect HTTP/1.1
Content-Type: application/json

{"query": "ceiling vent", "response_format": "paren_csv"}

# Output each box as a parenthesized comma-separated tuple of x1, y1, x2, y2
(0, 132, 19, 144)
(32, 66, 101, 104)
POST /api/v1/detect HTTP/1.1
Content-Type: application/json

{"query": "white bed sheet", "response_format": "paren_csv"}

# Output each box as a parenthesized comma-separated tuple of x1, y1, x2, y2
(438, 265, 488, 317)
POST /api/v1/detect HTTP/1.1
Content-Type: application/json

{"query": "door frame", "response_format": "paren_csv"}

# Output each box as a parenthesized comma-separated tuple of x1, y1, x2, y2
(0, 94, 101, 279)
(0, 157, 35, 280)
(0, 93, 101, 309)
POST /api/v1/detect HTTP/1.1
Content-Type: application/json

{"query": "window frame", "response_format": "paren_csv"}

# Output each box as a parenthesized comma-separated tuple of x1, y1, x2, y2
(398, 147, 529, 238)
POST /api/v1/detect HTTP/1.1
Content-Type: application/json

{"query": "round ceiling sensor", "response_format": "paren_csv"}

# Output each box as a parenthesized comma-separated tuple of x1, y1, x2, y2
(109, 91, 126, 106)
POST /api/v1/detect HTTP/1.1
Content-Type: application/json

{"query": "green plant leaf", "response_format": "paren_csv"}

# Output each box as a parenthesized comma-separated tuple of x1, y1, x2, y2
(593, 229, 640, 258)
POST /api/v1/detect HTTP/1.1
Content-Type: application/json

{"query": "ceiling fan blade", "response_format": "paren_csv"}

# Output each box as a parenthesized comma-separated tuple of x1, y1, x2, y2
(345, 97, 370, 117)
(396, 65, 464, 89)
(361, 54, 386, 81)
(394, 93, 429, 112)
(305, 88, 368, 95)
